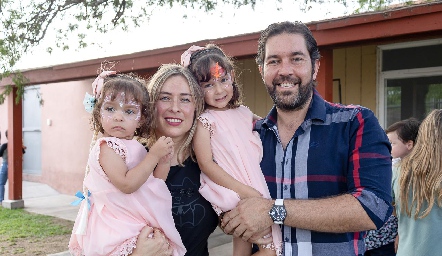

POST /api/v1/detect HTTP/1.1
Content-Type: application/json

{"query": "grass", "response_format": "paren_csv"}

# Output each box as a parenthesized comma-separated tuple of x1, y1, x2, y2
(0, 207, 72, 243)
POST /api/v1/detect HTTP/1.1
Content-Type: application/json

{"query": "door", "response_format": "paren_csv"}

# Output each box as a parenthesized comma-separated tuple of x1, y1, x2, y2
(22, 86, 42, 174)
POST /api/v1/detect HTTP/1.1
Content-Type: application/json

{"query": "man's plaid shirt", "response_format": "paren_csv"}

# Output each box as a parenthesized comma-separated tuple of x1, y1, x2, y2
(255, 89, 393, 256)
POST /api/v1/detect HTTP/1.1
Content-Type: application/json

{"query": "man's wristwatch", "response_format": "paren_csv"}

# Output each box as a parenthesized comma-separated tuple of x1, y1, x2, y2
(269, 199, 287, 224)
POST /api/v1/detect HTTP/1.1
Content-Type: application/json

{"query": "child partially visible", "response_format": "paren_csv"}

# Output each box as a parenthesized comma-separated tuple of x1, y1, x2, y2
(386, 118, 421, 166)
(69, 70, 185, 256)
(364, 117, 420, 256)
(0, 130, 26, 203)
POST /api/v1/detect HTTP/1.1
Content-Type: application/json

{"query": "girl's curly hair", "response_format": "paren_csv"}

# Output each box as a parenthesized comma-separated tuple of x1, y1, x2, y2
(90, 73, 150, 139)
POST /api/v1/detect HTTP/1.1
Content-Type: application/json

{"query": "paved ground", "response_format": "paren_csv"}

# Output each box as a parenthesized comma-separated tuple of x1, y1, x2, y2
(2, 181, 232, 256)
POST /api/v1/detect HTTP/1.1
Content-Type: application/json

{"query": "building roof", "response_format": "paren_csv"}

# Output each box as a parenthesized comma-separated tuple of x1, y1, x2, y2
(1, 1, 441, 86)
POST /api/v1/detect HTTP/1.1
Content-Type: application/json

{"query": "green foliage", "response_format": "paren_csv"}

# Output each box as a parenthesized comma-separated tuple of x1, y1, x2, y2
(353, 0, 413, 13)
(0, 207, 72, 242)
(0, 72, 29, 105)
(387, 86, 401, 106)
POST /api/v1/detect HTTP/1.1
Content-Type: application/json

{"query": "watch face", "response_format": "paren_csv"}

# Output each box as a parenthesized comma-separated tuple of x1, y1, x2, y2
(269, 205, 287, 222)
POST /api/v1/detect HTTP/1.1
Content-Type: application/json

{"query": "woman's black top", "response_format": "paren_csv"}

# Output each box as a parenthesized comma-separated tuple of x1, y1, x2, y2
(166, 158, 218, 256)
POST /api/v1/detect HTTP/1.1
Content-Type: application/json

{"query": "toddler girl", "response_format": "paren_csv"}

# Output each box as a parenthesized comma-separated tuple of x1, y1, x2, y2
(182, 45, 282, 256)
(69, 71, 186, 256)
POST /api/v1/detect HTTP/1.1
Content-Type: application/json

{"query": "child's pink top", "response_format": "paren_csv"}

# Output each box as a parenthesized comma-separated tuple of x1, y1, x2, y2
(198, 105, 282, 254)
(69, 137, 186, 256)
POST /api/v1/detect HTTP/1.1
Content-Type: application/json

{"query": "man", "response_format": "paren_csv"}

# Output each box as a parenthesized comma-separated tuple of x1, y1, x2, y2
(0, 130, 26, 202)
(221, 21, 392, 256)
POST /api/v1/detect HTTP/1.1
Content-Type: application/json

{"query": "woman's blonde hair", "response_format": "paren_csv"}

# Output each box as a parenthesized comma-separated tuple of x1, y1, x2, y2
(399, 109, 442, 219)
(146, 63, 204, 166)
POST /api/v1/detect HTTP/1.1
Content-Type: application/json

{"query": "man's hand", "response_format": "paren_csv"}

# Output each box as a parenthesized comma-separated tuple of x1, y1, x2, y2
(130, 226, 172, 256)
(221, 197, 274, 243)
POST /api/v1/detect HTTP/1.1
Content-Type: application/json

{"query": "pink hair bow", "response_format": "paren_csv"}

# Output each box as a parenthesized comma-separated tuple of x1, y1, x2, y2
(92, 71, 116, 98)
(181, 45, 204, 68)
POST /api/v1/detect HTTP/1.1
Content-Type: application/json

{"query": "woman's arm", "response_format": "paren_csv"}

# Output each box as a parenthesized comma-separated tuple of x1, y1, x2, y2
(193, 121, 261, 199)
(100, 137, 172, 194)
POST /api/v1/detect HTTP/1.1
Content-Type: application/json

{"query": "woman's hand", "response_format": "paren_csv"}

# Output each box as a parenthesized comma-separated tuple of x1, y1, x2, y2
(130, 226, 173, 256)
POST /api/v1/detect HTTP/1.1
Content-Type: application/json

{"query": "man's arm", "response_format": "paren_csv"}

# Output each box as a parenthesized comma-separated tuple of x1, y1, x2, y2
(283, 194, 375, 232)
(222, 194, 375, 242)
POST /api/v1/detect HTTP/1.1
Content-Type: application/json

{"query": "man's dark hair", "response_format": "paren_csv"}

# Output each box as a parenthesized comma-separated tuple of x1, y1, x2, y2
(256, 21, 320, 73)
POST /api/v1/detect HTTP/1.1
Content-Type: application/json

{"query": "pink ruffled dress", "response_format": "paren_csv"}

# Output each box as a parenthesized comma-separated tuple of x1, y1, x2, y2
(198, 105, 282, 254)
(69, 137, 186, 256)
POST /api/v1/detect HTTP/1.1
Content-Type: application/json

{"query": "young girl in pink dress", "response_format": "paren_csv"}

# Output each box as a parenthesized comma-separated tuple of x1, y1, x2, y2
(69, 71, 186, 256)
(182, 45, 282, 256)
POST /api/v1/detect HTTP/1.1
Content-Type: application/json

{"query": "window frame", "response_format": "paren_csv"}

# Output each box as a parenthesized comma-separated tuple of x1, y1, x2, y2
(377, 38, 442, 128)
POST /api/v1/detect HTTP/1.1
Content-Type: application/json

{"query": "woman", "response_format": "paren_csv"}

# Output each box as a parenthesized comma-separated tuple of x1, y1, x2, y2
(392, 109, 442, 256)
(132, 64, 219, 256)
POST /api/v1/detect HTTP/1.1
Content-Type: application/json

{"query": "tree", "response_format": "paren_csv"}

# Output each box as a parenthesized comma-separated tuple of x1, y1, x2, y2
(0, 0, 414, 104)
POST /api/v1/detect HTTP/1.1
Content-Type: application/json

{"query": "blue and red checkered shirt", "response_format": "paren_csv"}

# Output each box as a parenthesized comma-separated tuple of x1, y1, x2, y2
(255, 90, 393, 256)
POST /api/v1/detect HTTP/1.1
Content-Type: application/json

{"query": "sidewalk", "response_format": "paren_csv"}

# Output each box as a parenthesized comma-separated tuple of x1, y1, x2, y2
(3, 181, 232, 256)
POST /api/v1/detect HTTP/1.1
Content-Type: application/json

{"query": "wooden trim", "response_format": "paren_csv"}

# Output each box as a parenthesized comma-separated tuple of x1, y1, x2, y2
(7, 87, 23, 200)
(316, 49, 333, 102)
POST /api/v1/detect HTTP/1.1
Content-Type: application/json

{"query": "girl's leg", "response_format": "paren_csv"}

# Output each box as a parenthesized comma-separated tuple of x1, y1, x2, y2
(233, 236, 252, 256)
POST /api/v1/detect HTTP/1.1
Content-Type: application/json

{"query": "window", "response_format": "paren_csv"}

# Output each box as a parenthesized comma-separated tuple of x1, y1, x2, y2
(378, 39, 442, 128)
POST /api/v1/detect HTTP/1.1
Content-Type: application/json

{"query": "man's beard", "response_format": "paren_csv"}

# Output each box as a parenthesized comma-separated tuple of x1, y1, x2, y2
(267, 75, 314, 111)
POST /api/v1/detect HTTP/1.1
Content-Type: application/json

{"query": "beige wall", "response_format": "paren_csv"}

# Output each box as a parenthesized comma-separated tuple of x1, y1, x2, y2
(333, 45, 378, 114)
(236, 47, 379, 118)
(40, 79, 94, 194)
(236, 58, 273, 118)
